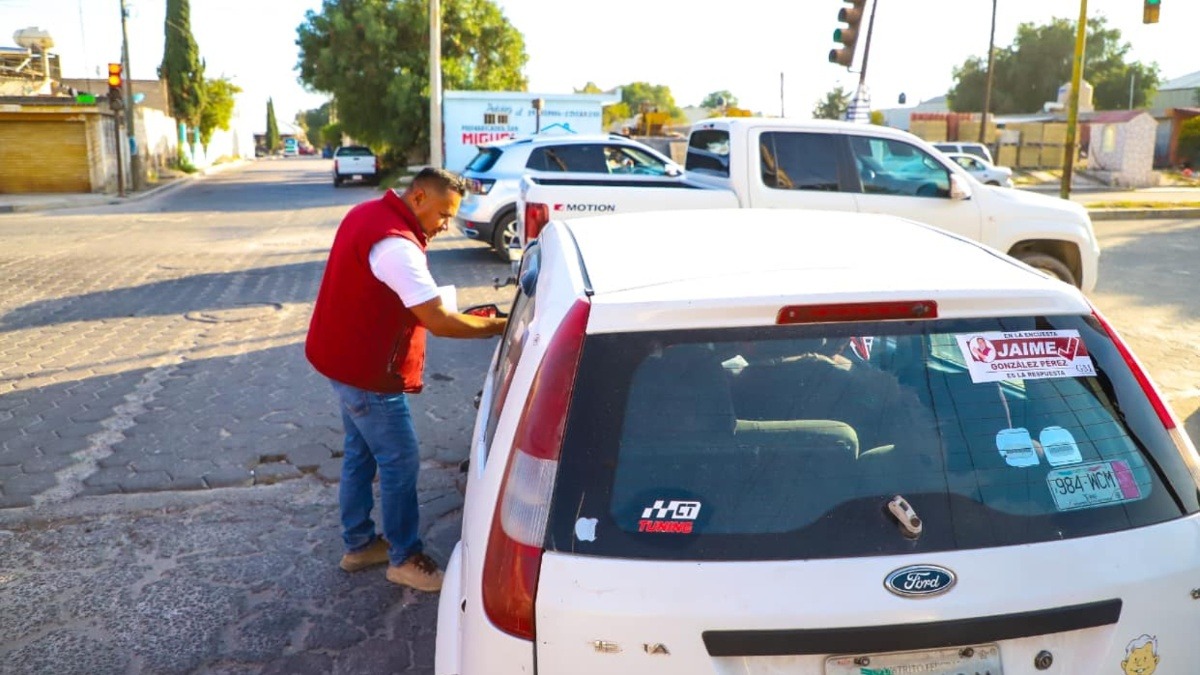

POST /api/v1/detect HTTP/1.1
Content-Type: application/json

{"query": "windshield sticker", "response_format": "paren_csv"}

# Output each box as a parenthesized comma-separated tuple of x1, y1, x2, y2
(1047, 460, 1141, 511)
(1122, 635, 1160, 675)
(996, 427, 1040, 467)
(1040, 426, 1084, 466)
(574, 517, 598, 542)
(956, 330, 1096, 383)
(639, 499, 701, 534)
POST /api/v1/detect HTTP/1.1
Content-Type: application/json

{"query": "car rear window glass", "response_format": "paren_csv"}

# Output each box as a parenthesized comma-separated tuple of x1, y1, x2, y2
(961, 146, 991, 162)
(686, 129, 731, 177)
(336, 146, 373, 157)
(547, 315, 1198, 561)
(466, 147, 503, 172)
(760, 132, 842, 191)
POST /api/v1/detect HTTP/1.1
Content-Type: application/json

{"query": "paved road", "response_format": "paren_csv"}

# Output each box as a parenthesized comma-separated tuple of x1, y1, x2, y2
(0, 158, 513, 673)
(0, 162, 1195, 673)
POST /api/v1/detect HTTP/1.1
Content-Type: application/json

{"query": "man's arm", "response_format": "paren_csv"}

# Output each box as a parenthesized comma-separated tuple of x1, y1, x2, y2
(410, 297, 506, 338)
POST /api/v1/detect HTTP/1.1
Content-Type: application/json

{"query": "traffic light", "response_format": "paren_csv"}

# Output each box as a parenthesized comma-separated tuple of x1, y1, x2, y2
(107, 63, 123, 91)
(829, 0, 867, 68)
(1143, 0, 1160, 24)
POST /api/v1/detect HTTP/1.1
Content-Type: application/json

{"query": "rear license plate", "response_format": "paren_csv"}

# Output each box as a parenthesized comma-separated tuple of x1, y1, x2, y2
(352, 174, 363, 180)
(826, 643, 1002, 675)
(1047, 459, 1140, 511)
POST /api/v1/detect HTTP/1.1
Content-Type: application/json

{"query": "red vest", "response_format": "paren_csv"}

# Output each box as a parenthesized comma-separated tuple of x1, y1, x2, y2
(306, 190, 429, 393)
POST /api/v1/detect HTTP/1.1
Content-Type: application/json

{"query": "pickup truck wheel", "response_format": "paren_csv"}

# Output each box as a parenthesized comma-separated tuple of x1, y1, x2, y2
(491, 211, 518, 261)
(333, 176, 342, 188)
(986, 180, 1001, 186)
(1016, 252, 1076, 287)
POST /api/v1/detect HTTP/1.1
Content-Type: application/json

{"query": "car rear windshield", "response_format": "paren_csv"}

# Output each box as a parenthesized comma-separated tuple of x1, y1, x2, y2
(336, 146, 373, 157)
(547, 315, 1199, 561)
(686, 129, 731, 177)
(466, 147, 503, 172)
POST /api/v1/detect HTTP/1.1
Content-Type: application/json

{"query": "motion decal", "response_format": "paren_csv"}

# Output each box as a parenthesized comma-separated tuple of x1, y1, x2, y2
(956, 329, 1095, 384)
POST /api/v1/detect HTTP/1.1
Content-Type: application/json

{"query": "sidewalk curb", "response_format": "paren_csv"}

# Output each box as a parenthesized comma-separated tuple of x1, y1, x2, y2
(0, 159, 253, 215)
(1089, 207, 1200, 221)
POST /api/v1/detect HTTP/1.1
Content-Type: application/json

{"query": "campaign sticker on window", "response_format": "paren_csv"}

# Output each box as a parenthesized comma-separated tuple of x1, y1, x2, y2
(1047, 460, 1142, 511)
(956, 330, 1096, 384)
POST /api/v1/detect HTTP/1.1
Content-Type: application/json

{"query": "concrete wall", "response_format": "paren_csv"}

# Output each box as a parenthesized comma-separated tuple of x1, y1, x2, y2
(1088, 114, 1158, 187)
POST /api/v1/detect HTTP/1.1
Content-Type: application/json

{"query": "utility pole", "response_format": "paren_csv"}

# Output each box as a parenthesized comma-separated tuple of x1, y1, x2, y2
(120, 0, 141, 190)
(429, 0, 443, 168)
(979, 0, 998, 144)
(1060, 0, 1087, 200)
(850, 0, 879, 123)
(780, 72, 785, 117)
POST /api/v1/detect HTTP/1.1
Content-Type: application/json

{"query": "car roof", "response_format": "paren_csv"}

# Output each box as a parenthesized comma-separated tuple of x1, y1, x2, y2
(696, 117, 922, 142)
(561, 209, 1089, 320)
(481, 133, 636, 149)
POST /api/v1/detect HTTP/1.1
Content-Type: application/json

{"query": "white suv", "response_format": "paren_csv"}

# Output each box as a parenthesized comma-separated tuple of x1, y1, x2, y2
(438, 208, 1200, 675)
(455, 134, 681, 258)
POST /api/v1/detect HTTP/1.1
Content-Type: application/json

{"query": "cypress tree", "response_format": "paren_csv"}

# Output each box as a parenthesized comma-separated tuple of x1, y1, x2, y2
(159, 0, 206, 127)
(265, 98, 281, 153)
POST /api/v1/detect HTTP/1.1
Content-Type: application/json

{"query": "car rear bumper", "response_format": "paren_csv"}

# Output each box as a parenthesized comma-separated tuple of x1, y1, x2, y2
(456, 218, 494, 242)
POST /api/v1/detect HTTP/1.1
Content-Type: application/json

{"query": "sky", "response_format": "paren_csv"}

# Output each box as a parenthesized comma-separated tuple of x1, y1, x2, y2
(1, 0, 1197, 131)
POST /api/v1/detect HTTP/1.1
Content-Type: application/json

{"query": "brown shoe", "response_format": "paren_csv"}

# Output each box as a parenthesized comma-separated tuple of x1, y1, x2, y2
(386, 552, 444, 592)
(339, 538, 390, 572)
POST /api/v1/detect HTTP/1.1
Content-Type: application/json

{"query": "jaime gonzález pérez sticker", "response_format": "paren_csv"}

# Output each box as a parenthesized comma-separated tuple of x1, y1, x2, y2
(956, 330, 1096, 384)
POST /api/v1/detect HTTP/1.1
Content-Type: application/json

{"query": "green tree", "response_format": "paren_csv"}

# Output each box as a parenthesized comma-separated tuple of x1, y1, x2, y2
(701, 90, 738, 109)
(296, 0, 528, 162)
(616, 81, 683, 120)
(947, 16, 1160, 114)
(575, 81, 604, 94)
(812, 85, 851, 120)
(159, 0, 206, 127)
(265, 98, 280, 153)
(1178, 117, 1200, 167)
(296, 102, 332, 147)
(198, 77, 241, 152)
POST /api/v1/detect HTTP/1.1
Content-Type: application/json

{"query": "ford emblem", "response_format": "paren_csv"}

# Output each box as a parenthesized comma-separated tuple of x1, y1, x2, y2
(884, 565, 956, 598)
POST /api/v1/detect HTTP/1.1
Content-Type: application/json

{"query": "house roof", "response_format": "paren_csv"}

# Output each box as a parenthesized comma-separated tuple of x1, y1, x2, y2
(1159, 71, 1200, 92)
(1080, 110, 1151, 124)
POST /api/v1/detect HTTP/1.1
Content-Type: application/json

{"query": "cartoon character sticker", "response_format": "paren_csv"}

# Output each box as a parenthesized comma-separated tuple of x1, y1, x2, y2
(1121, 634, 1159, 675)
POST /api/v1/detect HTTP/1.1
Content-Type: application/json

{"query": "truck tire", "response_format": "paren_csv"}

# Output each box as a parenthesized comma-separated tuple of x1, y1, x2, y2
(491, 210, 518, 262)
(1015, 252, 1076, 287)
(333, 175, 343, 188)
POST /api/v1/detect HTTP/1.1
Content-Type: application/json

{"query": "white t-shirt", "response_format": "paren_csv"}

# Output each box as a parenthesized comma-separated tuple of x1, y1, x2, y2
(368, 237, 440, 308)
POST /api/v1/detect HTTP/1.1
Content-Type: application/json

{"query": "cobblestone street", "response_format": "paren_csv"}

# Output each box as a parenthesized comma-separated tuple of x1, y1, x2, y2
(0, 159, 512, 673)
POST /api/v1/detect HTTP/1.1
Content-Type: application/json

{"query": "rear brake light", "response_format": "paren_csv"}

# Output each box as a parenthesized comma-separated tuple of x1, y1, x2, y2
(524, 202, 550, 244)
(1091, 308, 1176, 430)
(777, 300, 938, 324)
(374, 157, 379, 172)
(334, 159, 339, 172)
(482, 298, 591, 641)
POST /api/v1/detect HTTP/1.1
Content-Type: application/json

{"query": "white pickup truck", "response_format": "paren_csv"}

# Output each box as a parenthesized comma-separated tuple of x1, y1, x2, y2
(333, 145, 379, 187)
(518, 118, 1100, 291)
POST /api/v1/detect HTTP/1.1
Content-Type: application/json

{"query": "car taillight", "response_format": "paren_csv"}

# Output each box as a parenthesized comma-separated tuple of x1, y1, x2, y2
(777, 300, 938, 324)
(374, 157, 379, 172)
(482, 298, 591, 641)
(524, 202, 550, 244)
(333, 159, 339, 172)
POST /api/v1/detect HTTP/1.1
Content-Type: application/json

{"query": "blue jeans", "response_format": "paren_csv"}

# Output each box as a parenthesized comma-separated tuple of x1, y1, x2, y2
(330, 379, 423, 566)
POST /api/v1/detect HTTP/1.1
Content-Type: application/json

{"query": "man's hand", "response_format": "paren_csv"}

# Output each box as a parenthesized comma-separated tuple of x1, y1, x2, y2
(410, 298, 507, 339)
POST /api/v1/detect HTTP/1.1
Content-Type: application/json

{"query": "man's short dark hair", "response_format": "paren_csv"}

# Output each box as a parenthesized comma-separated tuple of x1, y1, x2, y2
(411, 167, 468, 196)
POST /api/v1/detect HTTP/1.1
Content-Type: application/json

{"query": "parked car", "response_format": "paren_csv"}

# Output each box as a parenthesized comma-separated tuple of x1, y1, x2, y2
(945, 152, 1014, 187)
(456, 134, 682, 259)
(518, 118, 1100, 290)
(332, 146, 379, 187)
(933, 141, 995, 164)
(437, 208, 1200, 675)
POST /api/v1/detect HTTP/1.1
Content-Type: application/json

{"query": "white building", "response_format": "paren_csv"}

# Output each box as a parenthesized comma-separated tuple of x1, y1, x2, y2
(442, 90, 619, 171)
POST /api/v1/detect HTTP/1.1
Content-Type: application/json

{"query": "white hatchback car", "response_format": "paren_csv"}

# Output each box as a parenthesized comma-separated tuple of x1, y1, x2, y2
(945, 152, 1014, 187)
(437, 209, 1200, 675)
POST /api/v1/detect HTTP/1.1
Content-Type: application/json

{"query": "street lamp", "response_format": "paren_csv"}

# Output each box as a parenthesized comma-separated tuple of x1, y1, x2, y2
(979, 0, 998, 144)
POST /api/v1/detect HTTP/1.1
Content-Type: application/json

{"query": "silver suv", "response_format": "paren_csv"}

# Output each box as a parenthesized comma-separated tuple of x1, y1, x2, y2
(455, 134, 681, 259)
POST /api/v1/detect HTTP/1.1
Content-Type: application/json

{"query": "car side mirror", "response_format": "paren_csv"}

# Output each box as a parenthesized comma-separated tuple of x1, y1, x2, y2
(950, 174, 972, 201)
(666, 165, 682, 177)
(463, 304, 509, 319)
